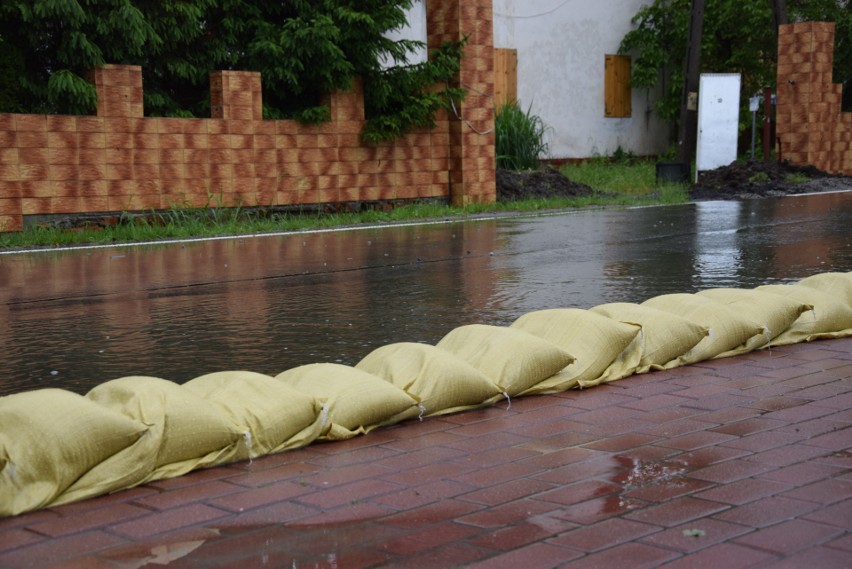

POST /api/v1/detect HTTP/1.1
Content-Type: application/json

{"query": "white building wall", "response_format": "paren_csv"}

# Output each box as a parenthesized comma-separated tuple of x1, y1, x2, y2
(494, 0, 670, 160)
(390, 0, 670, 160)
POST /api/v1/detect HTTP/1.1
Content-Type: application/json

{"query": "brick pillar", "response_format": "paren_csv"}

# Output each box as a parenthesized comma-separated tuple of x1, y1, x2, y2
(89, 64, 143, 118)
(427, 0, 496, 206)
(776, 22, 844, 173)
(210, 71, 263, 121)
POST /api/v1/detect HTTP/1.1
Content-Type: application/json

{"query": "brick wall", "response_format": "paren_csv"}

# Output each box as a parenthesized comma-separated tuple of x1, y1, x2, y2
(0, 0, 496, 233)
(776, 22, 852, 175)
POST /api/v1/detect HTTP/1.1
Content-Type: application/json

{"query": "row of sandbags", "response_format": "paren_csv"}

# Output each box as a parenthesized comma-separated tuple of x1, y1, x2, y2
(2, 272, 851, 517)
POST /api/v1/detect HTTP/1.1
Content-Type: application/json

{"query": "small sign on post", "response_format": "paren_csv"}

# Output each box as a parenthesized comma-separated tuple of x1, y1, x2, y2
(749, 95, 760, 160)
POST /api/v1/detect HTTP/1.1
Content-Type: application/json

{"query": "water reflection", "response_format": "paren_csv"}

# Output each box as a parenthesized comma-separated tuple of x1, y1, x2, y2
(1, 192, 850, 396)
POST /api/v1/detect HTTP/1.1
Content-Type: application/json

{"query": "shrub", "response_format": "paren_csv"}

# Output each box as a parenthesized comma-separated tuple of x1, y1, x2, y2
(495, 101, 549, 171)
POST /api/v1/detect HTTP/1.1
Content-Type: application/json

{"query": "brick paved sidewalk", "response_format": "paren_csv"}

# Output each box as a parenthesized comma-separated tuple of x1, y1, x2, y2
(1, 338, 850, 568)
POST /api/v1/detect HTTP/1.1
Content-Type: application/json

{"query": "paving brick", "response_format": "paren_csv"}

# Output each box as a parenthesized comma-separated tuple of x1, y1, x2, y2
(660, 431, 740, 451)
(459, 477, 555, 506)
(689, 459, 777, 483)
(802, 497, 852, 528)
(713, 496, 820, 528)
(135, 480, 242, 511)
(639, 518, 754, 553)
(733, 519, 844, 554)
(456, 498, 565, 529)
(0, 531, 128, 569)
(30, 503, 151, 538)
(780, 478, 852, 505)
(470, 521, 556, 551)
(548, 518, 661, 552)
(581, 433, 660, 452)
(695, 478, 792, 505)
(709, 417, 785, 436)
(720, 429, 807, 452)
(742, 442, 833, 467)
(384, 521, 480, 555)
(0, 528, 44, 553)
(765, 545, 852, 569)
(533, 480, 622, 507)
(657, 542, 778, 569)
(560, 542, 678, 569)
(296, 478, 403, 509)
(625, 496, 730, 527)
(110, 504, 231, 539)
(801, 425, 852, 450)
(465, 542, 581, 569)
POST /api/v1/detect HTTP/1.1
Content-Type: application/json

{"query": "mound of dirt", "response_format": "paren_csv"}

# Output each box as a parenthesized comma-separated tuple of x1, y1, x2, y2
(498, 161, 852, 203)
(689, 160, 852, 200)
(496, 167, 600, 202)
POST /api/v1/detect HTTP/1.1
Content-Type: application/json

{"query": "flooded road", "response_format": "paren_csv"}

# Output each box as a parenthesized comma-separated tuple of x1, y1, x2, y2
(1, 191, 851, 397)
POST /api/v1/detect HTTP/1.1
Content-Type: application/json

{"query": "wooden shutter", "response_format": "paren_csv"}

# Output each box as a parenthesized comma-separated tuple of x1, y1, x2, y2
(605, 54, 632, 117)
(494, 48, 518, 106)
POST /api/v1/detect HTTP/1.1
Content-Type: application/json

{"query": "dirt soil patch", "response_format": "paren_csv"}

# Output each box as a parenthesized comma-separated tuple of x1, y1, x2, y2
(689, 160, 852, 200)
(497, 161, 852, 202)
(496, 167, 602, 201)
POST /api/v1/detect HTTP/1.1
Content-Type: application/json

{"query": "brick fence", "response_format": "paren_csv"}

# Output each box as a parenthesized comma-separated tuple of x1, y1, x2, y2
(0, 0, 496, 233)
(776, 21, 852, 175)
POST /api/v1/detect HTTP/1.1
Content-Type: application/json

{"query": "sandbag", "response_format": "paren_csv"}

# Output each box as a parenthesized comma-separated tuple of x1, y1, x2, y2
(696, 288, 812, 351)
(641, 294, 765, 366)
(755, 284, 852, 344)
(275, 363, 419, 440)
(797, 272, 852, 309)
(0, 389, 147, 516)
(183, 371, 325, 458)
(87, 376, 245, 483)
(435, 324, 575, 396)
(511, 309, 642, 391)
(356, 342, 505, 417)
(590, 302, 709, 373)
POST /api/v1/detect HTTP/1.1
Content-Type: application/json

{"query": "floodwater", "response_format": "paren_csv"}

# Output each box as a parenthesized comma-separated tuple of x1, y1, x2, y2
(1, 191, 851, 397)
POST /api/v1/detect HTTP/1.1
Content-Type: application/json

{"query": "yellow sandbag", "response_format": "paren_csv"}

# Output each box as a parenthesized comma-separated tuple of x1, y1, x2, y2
(435, 324, 575, 396)
(641, 294, 765, 366)
(0, 389, 146, 516)
(510, 309, 642, 391)
(797, 272, 852, 309)
(696, 288, 812, 351)
(275, 363, 419, 441)
(356, 342, 505, 417)
(755, 284, 852, 344)
(590, 302, 709, 373)
(183, 371, 325, 458)
(87, 376, 245, 483)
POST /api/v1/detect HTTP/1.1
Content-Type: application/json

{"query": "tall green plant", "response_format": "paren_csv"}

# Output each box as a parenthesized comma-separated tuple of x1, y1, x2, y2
(495, 101, 549, 171)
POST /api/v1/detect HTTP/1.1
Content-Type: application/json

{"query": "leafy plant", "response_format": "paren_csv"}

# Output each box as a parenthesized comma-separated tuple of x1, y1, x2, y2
(0, 0, 466, 141)
(495, 101, 549, 171)
(619, 0, 852, 131)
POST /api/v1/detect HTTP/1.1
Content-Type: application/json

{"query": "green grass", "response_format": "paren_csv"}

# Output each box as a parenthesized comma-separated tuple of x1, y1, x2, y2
(0, 163, 690, 250)
(560, 156, 690, 204)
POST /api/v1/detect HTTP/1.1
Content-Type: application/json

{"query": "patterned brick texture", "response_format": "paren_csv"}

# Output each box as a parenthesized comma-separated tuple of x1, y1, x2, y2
(0, 0, 496, 233)
(776, 22, 852, 175)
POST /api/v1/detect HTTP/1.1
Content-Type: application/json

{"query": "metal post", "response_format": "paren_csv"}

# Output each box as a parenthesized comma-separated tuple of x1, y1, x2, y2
(676, 0, 705, 173)
(763, 86, 772, 161)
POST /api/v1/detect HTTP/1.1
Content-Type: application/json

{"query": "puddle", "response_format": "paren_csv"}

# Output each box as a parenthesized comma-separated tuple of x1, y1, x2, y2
(2, 192, 851, 396)
(53, 520, 409, 568)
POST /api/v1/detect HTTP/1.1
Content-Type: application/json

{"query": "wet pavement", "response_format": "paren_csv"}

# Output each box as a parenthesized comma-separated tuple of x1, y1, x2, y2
(0, 336, 850, 568)
(1, 193, 851, 567)
(2, 191, 852, 396)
